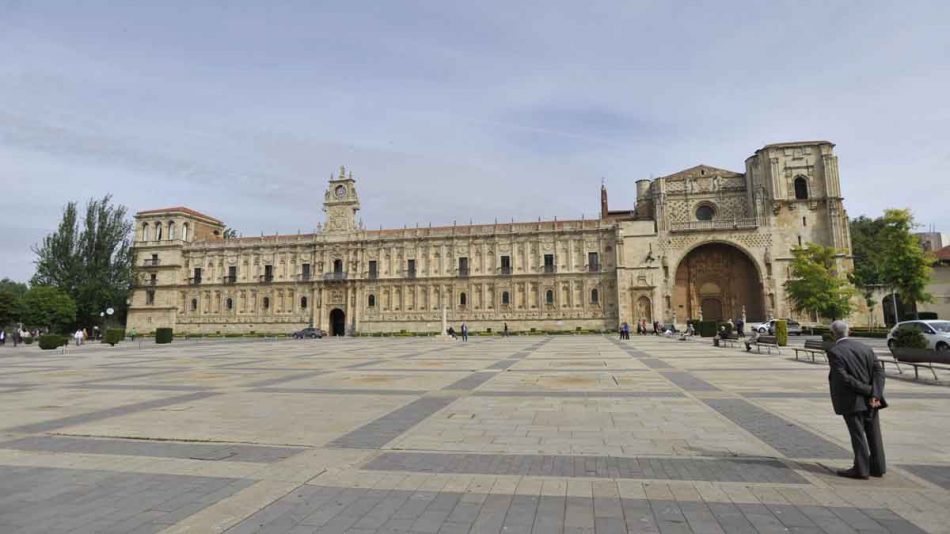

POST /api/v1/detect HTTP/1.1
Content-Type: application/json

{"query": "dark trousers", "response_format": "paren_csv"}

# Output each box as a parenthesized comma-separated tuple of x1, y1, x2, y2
(843, 409, 885, 476)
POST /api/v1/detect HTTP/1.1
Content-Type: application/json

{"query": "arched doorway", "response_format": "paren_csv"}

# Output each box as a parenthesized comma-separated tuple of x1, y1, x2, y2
(636, 296, 652, 323)
(674, 243, 765, 322)
(330, 308, 346, 336)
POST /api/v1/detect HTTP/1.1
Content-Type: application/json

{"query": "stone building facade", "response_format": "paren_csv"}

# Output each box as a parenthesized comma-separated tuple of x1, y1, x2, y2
(128, 140, 854, 335)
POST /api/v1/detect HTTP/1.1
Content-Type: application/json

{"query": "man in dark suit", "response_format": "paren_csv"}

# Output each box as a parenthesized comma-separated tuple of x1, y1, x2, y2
(827, 320, 887, 479)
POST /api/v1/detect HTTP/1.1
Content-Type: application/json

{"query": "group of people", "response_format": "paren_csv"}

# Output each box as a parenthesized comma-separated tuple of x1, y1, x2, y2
(0, 327, 39, 346)
(446, 322, 469, 341)
(618, 320, 677, 339)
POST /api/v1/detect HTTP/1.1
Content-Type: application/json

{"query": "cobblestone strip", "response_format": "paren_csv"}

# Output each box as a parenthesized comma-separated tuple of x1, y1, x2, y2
(251, 386, 427, 396)
(442, 371, 498, 391)
(660, 371, 721, 391)
(901, 464, 950, 489)
(0, 435, 304, 463)
(473, 390, 684, 398)
(224, 484, 925, 534)
(703, 398, 851, 459)
(328, 396, 456, 449)
(362, 451, 808, 484)
(6, 391, 218, 434)
(244, 369, 327, 387)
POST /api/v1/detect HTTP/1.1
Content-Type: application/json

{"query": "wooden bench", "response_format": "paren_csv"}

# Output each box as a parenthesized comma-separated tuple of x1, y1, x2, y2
(747, 335, 780, 354)
(793, 339, 828, 363)
(716, 332, 740, 348)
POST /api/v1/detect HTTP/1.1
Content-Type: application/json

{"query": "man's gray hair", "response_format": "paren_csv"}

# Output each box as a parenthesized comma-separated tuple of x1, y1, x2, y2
(830, 320, 849, 340)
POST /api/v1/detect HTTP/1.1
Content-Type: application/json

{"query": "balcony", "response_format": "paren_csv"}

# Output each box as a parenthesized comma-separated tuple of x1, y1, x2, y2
(406, 270, 417, 279)
(500, 266, 512, 276)
(223, 275, 237, 284)
(458, 268, 470, 278)
(324, 272, 347, 282)
(143, 258, 161, 267)
(259, 275, 274, 283)
(543, 265, 556, 274)
(588, 264, 601, 273)
(368, 271, 378, 280)
(298, 273, 312, 282)
(670, 218, 758, 233)
(188, 277, 202, 285)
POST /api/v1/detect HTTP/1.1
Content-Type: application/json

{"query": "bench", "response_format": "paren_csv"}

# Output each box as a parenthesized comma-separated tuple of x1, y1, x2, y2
(716, 332, 740, 348)
(793, 339, 828, 363)
(747, 335, 780, 354)
(886, 348, 950, 380)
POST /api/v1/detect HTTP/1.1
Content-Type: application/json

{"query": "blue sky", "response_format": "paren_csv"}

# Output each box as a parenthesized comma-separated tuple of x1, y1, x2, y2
(1, 1, 948, 281)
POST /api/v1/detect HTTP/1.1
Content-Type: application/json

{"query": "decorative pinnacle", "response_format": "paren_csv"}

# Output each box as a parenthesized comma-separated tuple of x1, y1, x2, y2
(339, 165, 346, 179)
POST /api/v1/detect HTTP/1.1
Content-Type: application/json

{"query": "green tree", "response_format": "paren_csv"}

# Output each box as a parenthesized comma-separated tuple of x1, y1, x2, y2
(878, 209, 933, 318)
(31, 196, 133, 329)
(0, 278, 28, 326)
(785, 243, 856, 321)
(20, 286, 77, 333)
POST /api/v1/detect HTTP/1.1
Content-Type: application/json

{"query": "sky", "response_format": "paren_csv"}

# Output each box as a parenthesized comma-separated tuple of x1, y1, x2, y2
(1, 1, 948, 282)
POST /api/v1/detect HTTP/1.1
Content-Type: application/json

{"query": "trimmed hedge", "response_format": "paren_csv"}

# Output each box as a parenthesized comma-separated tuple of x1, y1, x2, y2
(155, 327, 174, 344)
(893, 328, 927, 349)
(104, 328, 125, 346)
(775, 320, 789, 346)
(38, 334, 68, 350)
(24, 337, 34, 345)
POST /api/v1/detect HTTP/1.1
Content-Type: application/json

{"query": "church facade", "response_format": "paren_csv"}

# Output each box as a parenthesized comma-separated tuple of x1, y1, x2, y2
(128, 140, 853, 335)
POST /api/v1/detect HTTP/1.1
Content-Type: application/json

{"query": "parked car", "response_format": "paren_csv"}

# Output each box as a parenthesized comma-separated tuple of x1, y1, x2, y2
(752, 319, 803, 336)
(292, 327, 325, 339)
(887, 320, 950, 352)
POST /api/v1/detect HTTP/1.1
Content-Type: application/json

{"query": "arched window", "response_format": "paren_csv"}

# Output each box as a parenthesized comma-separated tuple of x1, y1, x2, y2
(181, 223, 189, 242)
(155, 222, 163, 240)
(794, 177, 809, 200)
(300, 296, 308, 309)
(191, 298, 197, 311)
(142, 223, 150, 241)
(545, 290, 554, 305)
(460, 292, 467, 306)
(591, 289, 599, 304)
(263, 297, 270, 310)
(695, 204, 715, 221)
(502, 291, 510, 305)
(167, 221, 176, 240)
(226, 297, 233, 310)
(368, 294, 376, 307)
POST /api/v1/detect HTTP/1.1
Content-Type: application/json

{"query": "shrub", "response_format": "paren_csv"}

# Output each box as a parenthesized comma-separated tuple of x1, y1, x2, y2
(38, 334, 67, 350)
(104, 328, 125, 346)
(155, 327, 174, 344)
(24, 337, 34, 345)
(893, 328, 927, 349)
(717, 322, 734, 335)
(695, 321, 718, 337)
(918, 312, 939, 320)
(775, 320, 789, 346)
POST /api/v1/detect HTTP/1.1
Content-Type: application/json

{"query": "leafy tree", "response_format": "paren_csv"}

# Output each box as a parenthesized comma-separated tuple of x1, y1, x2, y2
(0, 278, 28, 326)
(785, 243, 856, 321)
(19, 286, 77, 333)
(878, 209, 933, 317)
(31, 196, 133, 329)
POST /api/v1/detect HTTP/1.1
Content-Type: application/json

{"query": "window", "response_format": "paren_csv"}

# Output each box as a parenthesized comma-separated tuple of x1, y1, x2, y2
(301, 263, 311, 281)
(543, 254, 555, 273)
(458, 257, 469, 277)
(191, 298, 197, 311)
(333, 259, 343, 273)
(460, 292, 467, 306)
(368, 294, 376, 307)
(226, 266, 236, 283)
(149, 273, 157, 285)
(146, 290, 155, 305)
(226, 297, 233, 310)
(167, 221, 176, 240)
(142, 223, 150, 241)
(263, 297, 270, 310)
(591, 289, 599, 304)
(588, 252, 600, 272)
(155, 222, 163, 240)
(802, 216, 807, 227)
(794, 177, 809, 200)
(502, 291, 510, 305)
(695, 204, 715, 221)
(263, 265, 273, 282)
(193, 267, 202, 284)
(798, 236, 803, 246)
(545, 290, 554, 304)
(407, 259, 416, 278)
(368, 260, 378, 279)
(181, 223, 189, 241)
(300, 296, 308, 309)
(501, 255, 512, 275)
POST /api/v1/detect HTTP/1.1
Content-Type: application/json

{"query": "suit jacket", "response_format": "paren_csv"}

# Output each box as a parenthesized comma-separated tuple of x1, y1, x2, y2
(827, 338, 887, 415)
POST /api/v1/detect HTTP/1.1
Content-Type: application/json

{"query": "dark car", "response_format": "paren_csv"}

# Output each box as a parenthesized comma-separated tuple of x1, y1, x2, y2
(292, 327, 324, 339)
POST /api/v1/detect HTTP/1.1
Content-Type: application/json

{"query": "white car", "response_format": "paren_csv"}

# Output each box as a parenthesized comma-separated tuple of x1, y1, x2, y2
(887, 320, 950, 352)
(749, 320, 803, 336)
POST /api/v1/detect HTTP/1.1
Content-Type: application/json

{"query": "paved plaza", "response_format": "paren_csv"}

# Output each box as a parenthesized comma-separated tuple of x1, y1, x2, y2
(0, 335, 949, 533)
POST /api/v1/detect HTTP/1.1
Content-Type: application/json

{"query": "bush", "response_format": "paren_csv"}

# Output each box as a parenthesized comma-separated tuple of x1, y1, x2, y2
(24, 337, 34, 345)
(155, 327, 174, 344)
(918, 312, 939, 320)
(104, 328, 125, 346)
(693, 321, 718, 337)
(38, 334, 67, 350)
(893, 328, 927, 349)
(775, 320, 789, 346)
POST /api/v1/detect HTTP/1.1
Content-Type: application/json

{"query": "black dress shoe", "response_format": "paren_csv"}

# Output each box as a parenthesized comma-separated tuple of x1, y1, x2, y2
(870, 472, 885, 478)
(836, 468, 869, 480)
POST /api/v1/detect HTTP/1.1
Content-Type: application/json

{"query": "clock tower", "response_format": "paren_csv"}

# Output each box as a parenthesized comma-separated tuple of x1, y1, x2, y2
(322, 166, 361, 233)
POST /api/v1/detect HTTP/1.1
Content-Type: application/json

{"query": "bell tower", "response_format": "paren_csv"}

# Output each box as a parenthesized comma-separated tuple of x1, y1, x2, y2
(322, 165, 361, 233)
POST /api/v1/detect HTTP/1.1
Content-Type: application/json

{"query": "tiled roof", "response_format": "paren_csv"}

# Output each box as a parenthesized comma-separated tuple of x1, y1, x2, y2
(136, 207, 224, 225)
(934, 245, 950, 262)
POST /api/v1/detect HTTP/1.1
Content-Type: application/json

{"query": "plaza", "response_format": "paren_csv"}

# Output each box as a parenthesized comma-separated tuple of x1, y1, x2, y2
(0, 335, 948, 533)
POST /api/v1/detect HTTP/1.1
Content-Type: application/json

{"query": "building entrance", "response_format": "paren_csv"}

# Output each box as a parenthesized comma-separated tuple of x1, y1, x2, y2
(330, 308, 346, 336)
(674, 243, 765, 322)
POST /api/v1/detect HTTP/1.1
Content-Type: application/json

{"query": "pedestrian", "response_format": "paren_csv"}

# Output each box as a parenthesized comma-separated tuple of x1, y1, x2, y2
(130, 328, 137, 341)
(653, 321, 660, 335)
(623, 322, 630, 340)
(447, 326, 457, 339)
(503, 322, 509, 337)
(13, 329, 20, 347)
(0, 329, 5, 346)
(736, 317, 745, 337)
(744, 329, 759, 351)
(641, 319, 648, 335)
(618, 322, 625, 340)
(686, 322, 695, 337)
(827, 320, 886, 479)
(461, 322, 468, 342)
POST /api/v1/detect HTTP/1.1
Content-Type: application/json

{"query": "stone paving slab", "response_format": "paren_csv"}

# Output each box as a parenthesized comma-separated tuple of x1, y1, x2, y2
(329, 396, 458, 449)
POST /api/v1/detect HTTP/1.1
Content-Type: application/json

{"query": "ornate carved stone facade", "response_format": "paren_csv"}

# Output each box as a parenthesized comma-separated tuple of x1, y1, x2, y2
(128, 141, 854, 334)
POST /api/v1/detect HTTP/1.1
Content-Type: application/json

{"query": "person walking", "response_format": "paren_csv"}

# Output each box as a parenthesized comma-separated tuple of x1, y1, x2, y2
(736, 317, 745, 337)
(74, 329, 83, 346)
(623, 322, 630, 340)
(0, 329, 5, 346)
(503, 322, 509, 337)
(460, 322, 468, 342)
(827, 320, 887, 479)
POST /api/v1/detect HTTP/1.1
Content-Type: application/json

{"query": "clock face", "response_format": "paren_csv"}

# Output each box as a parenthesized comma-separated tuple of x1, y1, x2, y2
(334, 185, 346, 199)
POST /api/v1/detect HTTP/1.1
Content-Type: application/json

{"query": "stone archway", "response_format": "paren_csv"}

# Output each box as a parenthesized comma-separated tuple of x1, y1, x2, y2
(330, 308, 346, 336)
(674, 243, 765, 322)
(635, 296, 653, 324)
